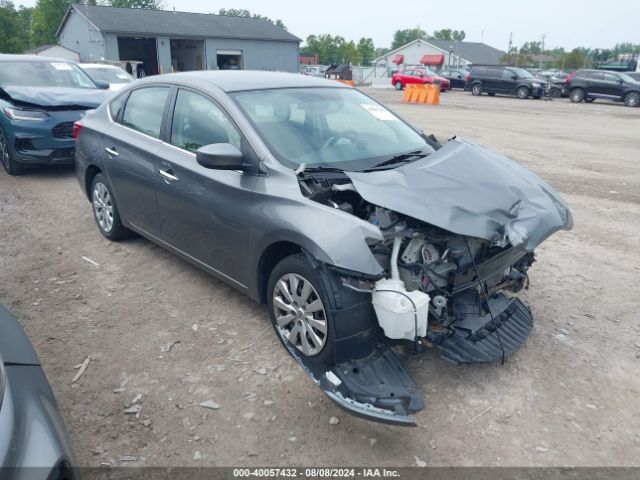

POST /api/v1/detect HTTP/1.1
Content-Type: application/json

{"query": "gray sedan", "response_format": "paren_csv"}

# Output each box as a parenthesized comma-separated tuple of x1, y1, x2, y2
(75, 71, 572, 425)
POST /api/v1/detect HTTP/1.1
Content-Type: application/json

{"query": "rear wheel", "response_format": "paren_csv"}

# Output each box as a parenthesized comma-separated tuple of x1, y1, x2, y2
(549, 87, 561, 98)
(516, 86, 530, 99)
(394, 81, 403, 91)
(267, 254, 335, 365)
(471, 83, 483, 96)
(0, 127, 25, 176)
(623, 91, 640, 107)
(570, 88, 585, 102)
(91, 173, 129, 241)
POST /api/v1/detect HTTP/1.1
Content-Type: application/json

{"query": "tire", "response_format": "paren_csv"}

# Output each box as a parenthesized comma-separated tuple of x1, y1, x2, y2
(267, 254, 335, 365)
(394, 81, 403, 91)
(0, 127, 25, 176)
(570, 88, 585, 103)
(623, 91, 640, 107)
(516, 86, 530, 99)
(91, 173, 129, 241)
(549, 87, 561, 98)
(471, 83, 483, 96)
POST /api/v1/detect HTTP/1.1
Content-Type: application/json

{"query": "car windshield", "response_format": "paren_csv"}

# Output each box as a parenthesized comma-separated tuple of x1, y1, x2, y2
(618, 72, 636, 83)
(83, 67, 133, 84)
(510, 68, 533, 79)
(0, 61, 96, 88)
(232, 87, 431, 170)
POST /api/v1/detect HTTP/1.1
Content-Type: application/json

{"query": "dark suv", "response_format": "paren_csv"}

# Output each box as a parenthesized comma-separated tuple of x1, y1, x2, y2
(465, 65, 549, 99)
(565, 69, 640, 107)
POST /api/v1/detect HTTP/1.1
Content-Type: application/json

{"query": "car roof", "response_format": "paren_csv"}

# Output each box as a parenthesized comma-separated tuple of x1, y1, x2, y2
(132, 70, 350, 93)
(0, 53, 75, 63)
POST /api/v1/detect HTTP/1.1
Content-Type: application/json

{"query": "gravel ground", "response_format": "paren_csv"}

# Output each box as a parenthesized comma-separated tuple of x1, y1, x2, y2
(1, 89, 639, 467)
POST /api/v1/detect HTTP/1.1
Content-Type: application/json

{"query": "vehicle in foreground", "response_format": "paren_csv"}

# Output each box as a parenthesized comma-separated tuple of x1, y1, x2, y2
(0, 54, 112, 176)
(0, 304, 76, 479)
(565, 69, 640, 107)
(80, 63, 135, 91)
(437, 68, 469, 89)
(465, 65, 549, 99)
(75, 71, 572, 425)
(391, 68, 451, 91)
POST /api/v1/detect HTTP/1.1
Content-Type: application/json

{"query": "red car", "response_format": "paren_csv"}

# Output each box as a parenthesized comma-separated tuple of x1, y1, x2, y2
(391, 68, 451, 91)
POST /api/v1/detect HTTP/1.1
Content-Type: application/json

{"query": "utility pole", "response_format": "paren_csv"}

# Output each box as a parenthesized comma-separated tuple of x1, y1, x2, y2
(508, 32, 513, 65)
(540, 33, 546, 69)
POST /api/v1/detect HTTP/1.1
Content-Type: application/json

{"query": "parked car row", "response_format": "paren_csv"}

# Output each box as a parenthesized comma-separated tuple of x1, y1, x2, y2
(460, 64, 640, 107)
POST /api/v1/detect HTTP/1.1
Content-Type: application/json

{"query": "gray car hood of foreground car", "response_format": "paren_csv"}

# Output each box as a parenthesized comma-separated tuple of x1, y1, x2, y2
(345, 137, 572, 251)
(0, 86, 110, 109)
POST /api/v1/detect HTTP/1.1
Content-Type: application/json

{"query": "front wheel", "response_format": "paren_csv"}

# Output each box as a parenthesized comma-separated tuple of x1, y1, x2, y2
(91, 173, 129, 241)
(267, 254, 334, 365)
(624, 91, 640, 107)
(516, 86, 530, 99)
(0, 127, 25, 176)
(394, 81, 403, 91)
(471, 83, 483, 96)
(570, 88, 585, 103)
(549, 87, 561, 98)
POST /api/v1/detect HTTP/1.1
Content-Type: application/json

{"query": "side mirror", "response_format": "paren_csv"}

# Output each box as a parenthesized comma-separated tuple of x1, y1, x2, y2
(95, 81, 110, 90)
(511, 75, 518, 80)
(196, 143, 244, 170)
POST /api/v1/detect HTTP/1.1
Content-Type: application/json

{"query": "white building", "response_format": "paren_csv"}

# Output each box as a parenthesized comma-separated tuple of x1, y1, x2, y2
(24, 44, 80, 62)
(375, 38, 506, 71)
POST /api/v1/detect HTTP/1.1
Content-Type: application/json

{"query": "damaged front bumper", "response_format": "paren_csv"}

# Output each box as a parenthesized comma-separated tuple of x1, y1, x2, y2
(283, 292, 534, 426)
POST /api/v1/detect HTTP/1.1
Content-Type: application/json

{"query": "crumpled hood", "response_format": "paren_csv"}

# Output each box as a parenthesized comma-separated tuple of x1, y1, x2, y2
(346, 137, 572, 251)
(1, 86, 111, 109)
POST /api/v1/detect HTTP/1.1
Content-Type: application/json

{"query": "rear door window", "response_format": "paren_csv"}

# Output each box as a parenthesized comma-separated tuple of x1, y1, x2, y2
(121, 87, 170, 139)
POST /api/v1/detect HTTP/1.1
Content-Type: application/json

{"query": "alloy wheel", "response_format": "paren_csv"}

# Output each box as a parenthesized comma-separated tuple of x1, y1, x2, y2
(624, 91, 640, 107)
(570, 88, 585, 102)
(92, 182, 114, 233)
(517, 87, 529, 99)
(472, 84, 482, 96)
(272, 273, 328, 356)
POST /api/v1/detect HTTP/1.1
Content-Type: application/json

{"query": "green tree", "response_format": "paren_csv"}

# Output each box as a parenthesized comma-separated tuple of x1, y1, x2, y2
(218, 7, 287, 30)
(0, 0, 29, 52)
(391, 27, 426, 50)
(432, 29, 465, 42)
(356, 37, 375, 66)
(109, 0, 164, 8)
(30, 0, 74, 46)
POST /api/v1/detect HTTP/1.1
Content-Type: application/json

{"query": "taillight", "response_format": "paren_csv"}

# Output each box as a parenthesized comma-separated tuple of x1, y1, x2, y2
(73, 121, 83, 140)
(565, 71, 576, 85)
(466, 73, 471, 82)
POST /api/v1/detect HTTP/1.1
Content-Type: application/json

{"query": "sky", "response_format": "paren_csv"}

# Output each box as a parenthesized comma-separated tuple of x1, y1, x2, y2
(19, 0, 640, 51)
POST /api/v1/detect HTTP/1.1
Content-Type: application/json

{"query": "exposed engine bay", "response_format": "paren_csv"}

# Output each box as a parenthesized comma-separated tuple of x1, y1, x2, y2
(299, 169, 535, 353)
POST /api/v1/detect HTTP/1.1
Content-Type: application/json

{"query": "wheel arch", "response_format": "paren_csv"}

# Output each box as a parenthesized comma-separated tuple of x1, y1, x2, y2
(256, 240, 304, 304)
(84, 164, 103, 200)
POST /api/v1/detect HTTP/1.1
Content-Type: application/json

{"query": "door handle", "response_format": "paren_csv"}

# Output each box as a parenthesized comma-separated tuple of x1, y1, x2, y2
(105, 147, 118, 156)
(159, 169, 178, 182)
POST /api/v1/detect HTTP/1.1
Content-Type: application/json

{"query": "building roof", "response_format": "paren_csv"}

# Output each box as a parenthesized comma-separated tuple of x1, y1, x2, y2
(375, 38, 505, 65)
(58, 4, 301, 43)
(425, 39, 505, 65)
(24, 44, 78, 55)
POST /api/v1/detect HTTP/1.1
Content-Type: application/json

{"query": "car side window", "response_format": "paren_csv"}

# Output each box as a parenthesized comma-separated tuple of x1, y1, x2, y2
(602, 73, 618, 83)
(121, 87, 170, 139)
(109, 91, 127, 121)
(170, 89, 242, 153)
(501, 69, 514, 80)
